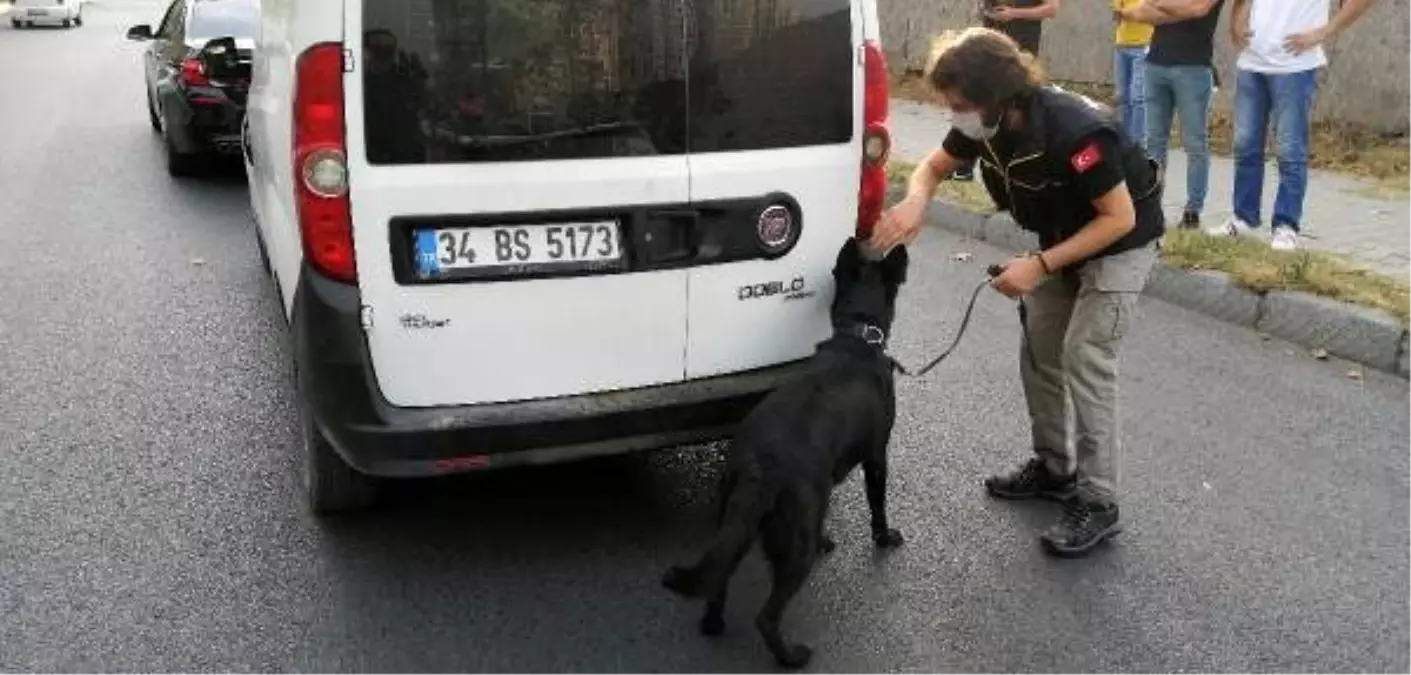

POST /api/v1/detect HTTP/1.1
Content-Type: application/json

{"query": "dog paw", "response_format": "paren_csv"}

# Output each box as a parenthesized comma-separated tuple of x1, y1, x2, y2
(699, 612, 725, 637)
(872, 528, 905, 548)
(662, 566, 701, 598)
(775, 644, 813, 669)
(818, 536, 837, 555)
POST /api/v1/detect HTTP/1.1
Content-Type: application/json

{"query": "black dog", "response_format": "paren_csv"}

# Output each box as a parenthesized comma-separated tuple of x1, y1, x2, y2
(662, 238, 909, 669)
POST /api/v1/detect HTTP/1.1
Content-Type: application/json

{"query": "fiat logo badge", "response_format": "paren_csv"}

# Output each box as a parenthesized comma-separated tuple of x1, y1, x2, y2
(757, 204, 794, 253)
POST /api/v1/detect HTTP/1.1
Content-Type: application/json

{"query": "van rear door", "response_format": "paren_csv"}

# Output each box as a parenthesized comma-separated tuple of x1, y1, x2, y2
(681, 0, 865, 378)
(348, 0, 692, 408)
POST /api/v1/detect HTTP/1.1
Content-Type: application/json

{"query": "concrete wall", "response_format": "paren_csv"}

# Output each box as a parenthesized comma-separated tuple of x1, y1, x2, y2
(879, 0, 1410, 134)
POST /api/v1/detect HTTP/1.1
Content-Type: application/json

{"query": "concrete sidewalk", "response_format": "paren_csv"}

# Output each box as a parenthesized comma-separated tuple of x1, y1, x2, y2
(890, 98, 1410, 279)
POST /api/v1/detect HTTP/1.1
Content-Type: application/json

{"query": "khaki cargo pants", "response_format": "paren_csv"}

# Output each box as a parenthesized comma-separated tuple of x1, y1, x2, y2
(1020, 243, 1158, 502)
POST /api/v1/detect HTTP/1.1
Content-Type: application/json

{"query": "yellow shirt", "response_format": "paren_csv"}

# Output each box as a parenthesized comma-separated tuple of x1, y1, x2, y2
(1113, 0, 1154, 47)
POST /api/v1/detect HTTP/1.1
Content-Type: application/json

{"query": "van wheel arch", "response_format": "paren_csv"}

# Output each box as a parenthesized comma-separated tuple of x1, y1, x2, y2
(297, 369, 381, 515)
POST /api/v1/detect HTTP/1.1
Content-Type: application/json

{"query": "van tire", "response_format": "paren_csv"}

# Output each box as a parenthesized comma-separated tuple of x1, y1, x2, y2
(302, 399, 381, 515)
(62, 18, 71, 27)
(10, 20, 20, 29)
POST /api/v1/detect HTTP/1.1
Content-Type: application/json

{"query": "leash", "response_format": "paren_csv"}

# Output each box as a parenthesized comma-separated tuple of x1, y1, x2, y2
(891, 264, 1039, 378)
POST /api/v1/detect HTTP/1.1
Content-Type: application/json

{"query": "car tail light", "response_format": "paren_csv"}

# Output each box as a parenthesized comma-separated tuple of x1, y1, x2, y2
(856, 40, 890, 240)
(180, 58, 210, 88)
(294, 43, 356, 284)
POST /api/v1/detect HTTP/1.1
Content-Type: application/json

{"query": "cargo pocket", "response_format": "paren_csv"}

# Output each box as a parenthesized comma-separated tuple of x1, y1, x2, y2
(1077, 246, 1155, 347)
(1101, 296, 1132, 344)
(1085, 244, 1158, 293)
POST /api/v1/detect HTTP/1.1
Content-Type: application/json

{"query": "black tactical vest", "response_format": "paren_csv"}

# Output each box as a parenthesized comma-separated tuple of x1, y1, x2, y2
(974, 86, 1166, 259)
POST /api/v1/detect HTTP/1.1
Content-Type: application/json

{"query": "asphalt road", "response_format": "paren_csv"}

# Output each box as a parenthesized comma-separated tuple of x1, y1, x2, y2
(1, 3, 1407, 672)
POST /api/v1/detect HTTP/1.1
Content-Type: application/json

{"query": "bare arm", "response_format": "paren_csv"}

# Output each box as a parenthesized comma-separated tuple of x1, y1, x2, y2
(1122, 0, 1219, 23)
(867, 147, 968, 252)
(1286, 0, 1376, 53)
(1119, 1, 1182, 25)
(989, 128, 1140, 298)
(1154, 0, 1221, 18)
(1040, 184, 1136, 273)
(905, 147, 962, 202)
(1324, 0, 1376, 38)
(988, 182, 1137, 297)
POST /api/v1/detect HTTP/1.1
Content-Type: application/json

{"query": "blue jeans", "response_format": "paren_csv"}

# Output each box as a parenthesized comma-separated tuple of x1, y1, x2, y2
(1232, 68, 1318, 231)
(1144, 64, 1213, 214)
(1113, 46, 1147, 143)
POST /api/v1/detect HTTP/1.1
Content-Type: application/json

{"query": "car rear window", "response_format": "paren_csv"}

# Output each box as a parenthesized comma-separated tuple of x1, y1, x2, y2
(188, 0, 259, 41)
(360, 0, 853, 165)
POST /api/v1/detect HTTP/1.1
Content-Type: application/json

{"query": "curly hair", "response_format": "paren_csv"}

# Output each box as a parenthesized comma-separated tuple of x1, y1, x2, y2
(924, 27, 1046, 109)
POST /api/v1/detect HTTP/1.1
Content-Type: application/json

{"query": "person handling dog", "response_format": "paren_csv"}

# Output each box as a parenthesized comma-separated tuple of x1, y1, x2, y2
(869, 27, 1165, 558)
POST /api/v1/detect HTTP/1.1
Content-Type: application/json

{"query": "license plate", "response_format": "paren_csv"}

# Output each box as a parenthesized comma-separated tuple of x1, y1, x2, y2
(413, 221, 623, 279)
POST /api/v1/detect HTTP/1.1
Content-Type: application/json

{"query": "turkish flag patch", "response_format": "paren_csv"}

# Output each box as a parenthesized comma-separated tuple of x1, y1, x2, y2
(1070, 141, 1103, 174)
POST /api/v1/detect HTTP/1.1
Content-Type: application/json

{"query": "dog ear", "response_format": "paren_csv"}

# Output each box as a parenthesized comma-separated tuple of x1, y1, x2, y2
(880, 244, 909, 286)
(833, 237, 861, 281)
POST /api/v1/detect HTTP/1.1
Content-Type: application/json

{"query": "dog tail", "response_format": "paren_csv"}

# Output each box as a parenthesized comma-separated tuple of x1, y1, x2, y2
(662, 475, 770, 599)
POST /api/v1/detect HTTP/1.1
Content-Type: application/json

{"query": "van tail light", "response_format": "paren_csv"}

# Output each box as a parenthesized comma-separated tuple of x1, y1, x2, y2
(294, 43, 356, 284)
(856, 40, 890, 241)
(180, 58, 210, 88)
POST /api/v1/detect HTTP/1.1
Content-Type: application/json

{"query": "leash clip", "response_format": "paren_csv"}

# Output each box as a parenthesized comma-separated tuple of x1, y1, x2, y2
(859, 324, 886, 346)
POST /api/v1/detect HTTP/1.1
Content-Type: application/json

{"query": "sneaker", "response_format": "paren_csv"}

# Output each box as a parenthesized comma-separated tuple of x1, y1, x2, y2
(1270, 225, 1301, 251)
(985, 457, 1077, 501)
(1206, 217, 1253, 238)
(1179, 211, 1200, 229)
(1040, 498, 1122, 558)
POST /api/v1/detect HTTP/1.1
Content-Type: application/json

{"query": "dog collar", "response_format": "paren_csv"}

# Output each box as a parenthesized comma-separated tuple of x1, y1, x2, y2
(844, 323, 888, 347)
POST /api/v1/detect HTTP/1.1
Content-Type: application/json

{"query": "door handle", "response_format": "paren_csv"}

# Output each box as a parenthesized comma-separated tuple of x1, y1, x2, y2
(639, 209, 699, 264)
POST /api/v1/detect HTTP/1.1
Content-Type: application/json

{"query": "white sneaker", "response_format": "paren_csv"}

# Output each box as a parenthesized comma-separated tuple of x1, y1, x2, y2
(1206, 217, 1253, 238)
(1270, 226, 1301, 251)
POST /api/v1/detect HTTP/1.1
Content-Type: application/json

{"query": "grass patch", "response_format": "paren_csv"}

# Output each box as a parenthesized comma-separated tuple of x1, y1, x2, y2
(891, 72, 1411, 186)
(888, 160, 995, 213)
(889, 154, 1409, 324)
(1162, 229, 1410, 324)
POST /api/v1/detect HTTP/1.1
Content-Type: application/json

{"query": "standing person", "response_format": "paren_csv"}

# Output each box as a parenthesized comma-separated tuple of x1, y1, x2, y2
(1208, 0, 1377, 250)
(952, 0, 1060, 182)
(1119, 0, 1225, 229)
(1112, 0, 1154, 143)
(870, 28, 1166, 558)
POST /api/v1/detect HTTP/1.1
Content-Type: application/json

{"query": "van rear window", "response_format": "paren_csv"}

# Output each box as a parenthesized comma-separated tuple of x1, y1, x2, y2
(360, 0, 853, 165)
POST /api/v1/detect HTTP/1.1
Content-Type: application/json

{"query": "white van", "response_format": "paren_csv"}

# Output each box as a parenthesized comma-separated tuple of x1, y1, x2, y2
(10, 0, 83, 28)
(240, 0, 891, 513)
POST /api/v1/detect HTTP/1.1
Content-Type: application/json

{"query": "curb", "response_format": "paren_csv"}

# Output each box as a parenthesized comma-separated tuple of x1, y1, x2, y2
(903, 190, 1410, 379)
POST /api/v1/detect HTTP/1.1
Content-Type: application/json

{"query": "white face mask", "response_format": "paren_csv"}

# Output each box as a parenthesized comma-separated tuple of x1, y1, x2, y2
(951, 110, 999, 140)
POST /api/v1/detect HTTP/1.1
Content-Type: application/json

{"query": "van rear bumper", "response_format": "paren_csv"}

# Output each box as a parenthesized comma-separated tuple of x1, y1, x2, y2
(291, 265, 809, 478)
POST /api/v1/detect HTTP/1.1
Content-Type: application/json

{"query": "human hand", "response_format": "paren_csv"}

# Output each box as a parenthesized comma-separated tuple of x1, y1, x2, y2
(987, 6, 1018, 22)
(1284, 26, 1330, 54)
(990, 255, 1047, 298)
(870, 194, 928, 254)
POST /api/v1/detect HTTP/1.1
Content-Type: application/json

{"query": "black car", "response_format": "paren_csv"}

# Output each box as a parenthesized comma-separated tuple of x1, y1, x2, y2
(126, 0, 257, 177)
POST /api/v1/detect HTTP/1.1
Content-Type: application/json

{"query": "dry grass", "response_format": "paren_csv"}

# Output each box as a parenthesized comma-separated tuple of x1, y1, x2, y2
(1162, 229, 1409, 324)
(891, 72, 1411, 188)
(887, 160, 995, 213)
